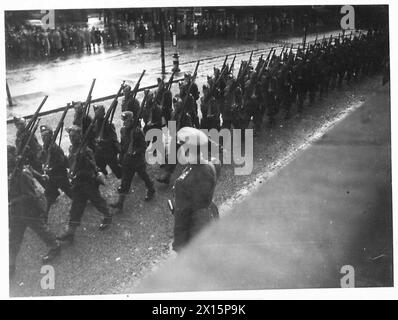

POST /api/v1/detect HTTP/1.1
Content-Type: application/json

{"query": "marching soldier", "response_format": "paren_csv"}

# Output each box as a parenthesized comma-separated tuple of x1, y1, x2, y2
(121, 84, 140, 114)
(171, 127, 220, 252)
(14, 117, 43, 173)
(8, 145, 61, 277)
(72, 101, 96, 151)
(157, 96, 193, 185)
(39, 124, 73, 222)
(111, 111, 155, 214)
(143, 91, 163, 134)
(93, 104, 122, 179)
(57, 125, 112, 244)
(200, 84, 220, 130)
(179, 73, 200, 128)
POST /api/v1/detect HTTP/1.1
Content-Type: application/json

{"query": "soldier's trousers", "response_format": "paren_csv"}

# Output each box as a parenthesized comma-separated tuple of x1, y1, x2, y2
(45, 174, 73, 207)
(297, 88, 307, 113)
(9, 209, 57, 267)
(69, 180, 110, 228)
(172, 203, 218, 252)
(95, 153, 122, 179)
(120, 159, 154, 194)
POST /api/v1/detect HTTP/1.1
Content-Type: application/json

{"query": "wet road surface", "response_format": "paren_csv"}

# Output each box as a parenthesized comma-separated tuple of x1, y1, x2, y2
(136, 83, 392, 293)
(6, 30, 340, 119)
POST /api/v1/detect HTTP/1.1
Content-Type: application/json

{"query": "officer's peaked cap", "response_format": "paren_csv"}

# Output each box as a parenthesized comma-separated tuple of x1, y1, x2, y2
(177, 127, 208, 147)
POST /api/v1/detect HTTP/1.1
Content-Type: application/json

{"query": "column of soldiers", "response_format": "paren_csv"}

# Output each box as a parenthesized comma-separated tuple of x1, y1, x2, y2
(8, 29, 388, 276)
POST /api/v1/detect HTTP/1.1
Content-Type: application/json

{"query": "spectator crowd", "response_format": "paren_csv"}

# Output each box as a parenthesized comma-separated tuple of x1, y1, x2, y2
(6, 11, 327, 64)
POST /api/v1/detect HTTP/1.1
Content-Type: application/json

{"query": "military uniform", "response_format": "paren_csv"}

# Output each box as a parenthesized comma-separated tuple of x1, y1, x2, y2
(93, 105, 122, 179)
(39, 125, 72, 221)
(8, 145, 60, 275)
(171, 128, 220, 252)
(121, 85, 141, 115)
(14, 118, 43, 174)
(200, 86, 220, 130)
(57, 125, 112, 243)
(111, 111, 155, 213)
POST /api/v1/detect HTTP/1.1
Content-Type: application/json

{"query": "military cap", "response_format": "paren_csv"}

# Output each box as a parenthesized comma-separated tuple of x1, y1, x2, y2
(173, 96, 182, 105)
(73, 101, 83, 108)
(13, 117, 26, 126)
(177, 127, 208, 147)
(184, 72, 191, 79)
(40, 124, 53, 135)
(66, 125, 82, 135)
(93, 104, 105, 112)
(123, 84, 131, 92)
(121, 111, 134, 121)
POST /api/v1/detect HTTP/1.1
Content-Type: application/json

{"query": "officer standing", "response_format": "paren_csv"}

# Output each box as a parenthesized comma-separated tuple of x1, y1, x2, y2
(111, 111, 155, 214)
(57, 125, 112, 244)
(171, 127, 220, 252)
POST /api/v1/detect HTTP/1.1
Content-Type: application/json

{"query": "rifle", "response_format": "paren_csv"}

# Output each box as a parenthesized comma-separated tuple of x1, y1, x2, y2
(229, 55, 236, 74)
(279, 44, 286, 60)
(221, 55, 228, 72)
(255, 54, 264, 73)
(100, 81, 126, 139)
(132, 90, 149, 131)
(68, 117, 98, 180)
(83, 79, 96, 117)
(166, 71, 176, 91)
(25, 96, 48, 133)
(314, 34, 318, 45)
(131, 69, 146, 100)
(248, 50, 254, 67)
(159, 71, 176, 108)
(43, 104, 71, 172)
(236, 61, 244, 79)
(10, 118, 41, 182)
(266, 49, 275, 69)
(177, 60, 200, 127)
(127, 90, 150, 155)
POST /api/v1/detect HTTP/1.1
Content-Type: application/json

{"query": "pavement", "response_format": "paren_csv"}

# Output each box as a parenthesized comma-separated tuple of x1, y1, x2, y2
(136, 83, 393, 293)
(6, 30, 340, 119)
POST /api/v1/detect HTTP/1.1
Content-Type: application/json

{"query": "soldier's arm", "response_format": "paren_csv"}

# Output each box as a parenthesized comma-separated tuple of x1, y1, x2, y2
(134, 129, 147, 155)
(9, 171, 37, 206)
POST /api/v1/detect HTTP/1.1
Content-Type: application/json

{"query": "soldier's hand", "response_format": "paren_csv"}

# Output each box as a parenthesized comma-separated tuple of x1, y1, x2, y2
(96, 172, 106, 185)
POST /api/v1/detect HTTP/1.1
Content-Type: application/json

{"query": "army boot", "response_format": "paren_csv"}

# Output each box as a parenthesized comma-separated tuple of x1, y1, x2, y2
(42, 243, 61, 264)
(110, 194, 126, 214)
(156, 171, 171, 185)
(99, 215, 112, 231)
(56, 225, 77, 244)
(145, 187, 156, 201)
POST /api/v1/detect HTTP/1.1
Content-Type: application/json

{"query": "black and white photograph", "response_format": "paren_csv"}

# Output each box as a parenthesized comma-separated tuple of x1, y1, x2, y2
(2, 1, 394, 299)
